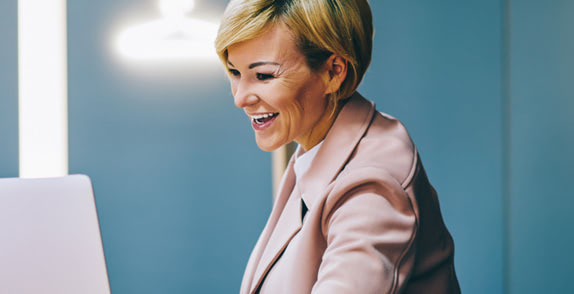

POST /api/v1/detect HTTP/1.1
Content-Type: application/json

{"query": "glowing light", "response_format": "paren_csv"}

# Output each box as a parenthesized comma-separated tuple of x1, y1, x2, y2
(159, 0, 195, 18)
(18, 0, 68, 178)
(116, 0, 219, 60)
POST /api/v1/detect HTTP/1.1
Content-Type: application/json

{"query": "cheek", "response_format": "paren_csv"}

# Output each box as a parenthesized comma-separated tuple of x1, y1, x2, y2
(303, 78, 328, 108)
(280, 83, 313, 115)
(281, 95, 305, 132)
(229, 79, 238, 95)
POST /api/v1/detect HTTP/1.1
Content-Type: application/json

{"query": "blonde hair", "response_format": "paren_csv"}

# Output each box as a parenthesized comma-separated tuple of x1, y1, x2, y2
(215, 0, 373, 104)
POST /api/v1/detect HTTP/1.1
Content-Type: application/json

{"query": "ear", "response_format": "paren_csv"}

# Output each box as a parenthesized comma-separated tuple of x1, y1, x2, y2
(323, 54, 348, 95)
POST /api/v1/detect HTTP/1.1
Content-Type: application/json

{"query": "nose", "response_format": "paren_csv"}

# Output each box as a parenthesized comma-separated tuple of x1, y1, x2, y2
(233, 79, 259, 109)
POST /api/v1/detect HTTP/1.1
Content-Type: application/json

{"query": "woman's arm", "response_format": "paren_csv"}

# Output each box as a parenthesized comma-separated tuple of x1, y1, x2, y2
(313, 166, 417, 294)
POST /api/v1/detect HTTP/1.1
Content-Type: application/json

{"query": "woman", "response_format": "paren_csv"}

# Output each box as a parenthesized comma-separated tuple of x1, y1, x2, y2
(215, 0, 461, 293)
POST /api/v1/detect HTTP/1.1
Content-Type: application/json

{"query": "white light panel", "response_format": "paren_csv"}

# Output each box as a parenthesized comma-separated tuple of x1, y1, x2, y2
(18, 0, 68, 178)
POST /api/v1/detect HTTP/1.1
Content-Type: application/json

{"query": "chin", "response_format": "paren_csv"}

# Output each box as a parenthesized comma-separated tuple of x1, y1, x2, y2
(255, 139, 283, 152)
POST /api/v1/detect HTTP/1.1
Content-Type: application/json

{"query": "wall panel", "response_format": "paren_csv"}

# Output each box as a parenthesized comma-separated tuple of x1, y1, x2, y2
(0, 0, 19, 178)
(509, 1, 574, 293)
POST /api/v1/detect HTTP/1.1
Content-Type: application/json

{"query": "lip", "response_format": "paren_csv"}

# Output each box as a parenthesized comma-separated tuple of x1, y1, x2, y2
(246, 111, 277, 116)
(251, 113, 279, 131)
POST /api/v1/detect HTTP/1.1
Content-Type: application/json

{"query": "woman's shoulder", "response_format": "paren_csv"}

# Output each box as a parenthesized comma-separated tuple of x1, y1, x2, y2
(343, 110, 418, 188)
(301, 94, 421, 213)
(319, 112, 419, 236)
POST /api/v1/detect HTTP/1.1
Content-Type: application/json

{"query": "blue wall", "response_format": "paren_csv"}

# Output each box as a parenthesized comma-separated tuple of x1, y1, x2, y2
(0, 0, 18, 178)
(509, 1, 574, 293)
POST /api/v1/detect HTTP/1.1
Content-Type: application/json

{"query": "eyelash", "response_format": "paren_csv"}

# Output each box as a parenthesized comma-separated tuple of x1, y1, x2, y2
(227, 69, 275, 81)
(228, 69, 240, 77)
(256, 73, 274, 81)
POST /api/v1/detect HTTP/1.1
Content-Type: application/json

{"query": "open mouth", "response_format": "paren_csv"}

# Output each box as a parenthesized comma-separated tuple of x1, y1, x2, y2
(251, 112, 279, 125)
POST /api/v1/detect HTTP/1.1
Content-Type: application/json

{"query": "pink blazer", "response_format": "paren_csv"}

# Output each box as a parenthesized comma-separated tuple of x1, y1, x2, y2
(240, 93, 460, 294)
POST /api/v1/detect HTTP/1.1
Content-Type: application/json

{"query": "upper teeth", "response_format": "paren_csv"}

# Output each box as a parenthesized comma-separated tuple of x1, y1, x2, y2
(251, 113, 277, 120)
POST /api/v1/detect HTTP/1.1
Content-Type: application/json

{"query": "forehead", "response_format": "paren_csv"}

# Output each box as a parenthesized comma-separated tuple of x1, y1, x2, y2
(227, 24, 301, 66)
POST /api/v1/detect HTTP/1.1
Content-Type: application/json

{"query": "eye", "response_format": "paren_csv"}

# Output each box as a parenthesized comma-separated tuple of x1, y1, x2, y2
(228, 69, 240, 77)
(256, 73, 274, 81)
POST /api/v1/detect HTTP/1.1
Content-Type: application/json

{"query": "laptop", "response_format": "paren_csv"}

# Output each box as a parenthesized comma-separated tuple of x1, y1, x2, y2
(0, 175, 111, 294)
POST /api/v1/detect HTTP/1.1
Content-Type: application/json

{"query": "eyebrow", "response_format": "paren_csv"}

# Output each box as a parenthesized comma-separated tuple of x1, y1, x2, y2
(249, 61, 280, 69)
(227, 61, 280, 69)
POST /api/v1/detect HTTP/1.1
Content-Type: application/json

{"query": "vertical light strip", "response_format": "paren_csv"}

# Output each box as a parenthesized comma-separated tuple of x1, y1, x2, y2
(18, 0, 68, 178)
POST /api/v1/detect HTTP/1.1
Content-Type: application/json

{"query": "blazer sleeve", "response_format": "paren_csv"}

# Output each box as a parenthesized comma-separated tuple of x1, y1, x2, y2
(312, 166, 417, 294)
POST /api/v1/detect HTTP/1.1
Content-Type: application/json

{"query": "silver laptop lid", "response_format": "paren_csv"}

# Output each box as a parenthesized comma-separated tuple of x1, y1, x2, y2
(0, 175, 111, 294)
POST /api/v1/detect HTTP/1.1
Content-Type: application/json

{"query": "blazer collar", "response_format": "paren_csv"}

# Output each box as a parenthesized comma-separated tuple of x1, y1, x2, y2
(299, 92, 375, 210)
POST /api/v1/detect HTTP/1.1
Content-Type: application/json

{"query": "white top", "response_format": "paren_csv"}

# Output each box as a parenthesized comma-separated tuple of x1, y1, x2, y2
(293, 141, 324, 183)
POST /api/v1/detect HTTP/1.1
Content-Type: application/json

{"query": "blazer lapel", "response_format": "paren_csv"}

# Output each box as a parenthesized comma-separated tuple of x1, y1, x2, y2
(241, 156, 297, 294)
(249, 183, 303, 293)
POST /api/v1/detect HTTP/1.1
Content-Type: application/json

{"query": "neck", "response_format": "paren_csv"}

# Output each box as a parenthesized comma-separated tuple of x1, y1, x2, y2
(297, 99, 345, 151)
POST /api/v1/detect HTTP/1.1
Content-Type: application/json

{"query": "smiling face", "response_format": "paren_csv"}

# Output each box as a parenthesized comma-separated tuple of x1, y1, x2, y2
(226, 24, 335, 152)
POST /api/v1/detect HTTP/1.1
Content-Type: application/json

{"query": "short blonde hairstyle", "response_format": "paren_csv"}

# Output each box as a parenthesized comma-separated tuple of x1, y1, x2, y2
(215, 0, 373, 103)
